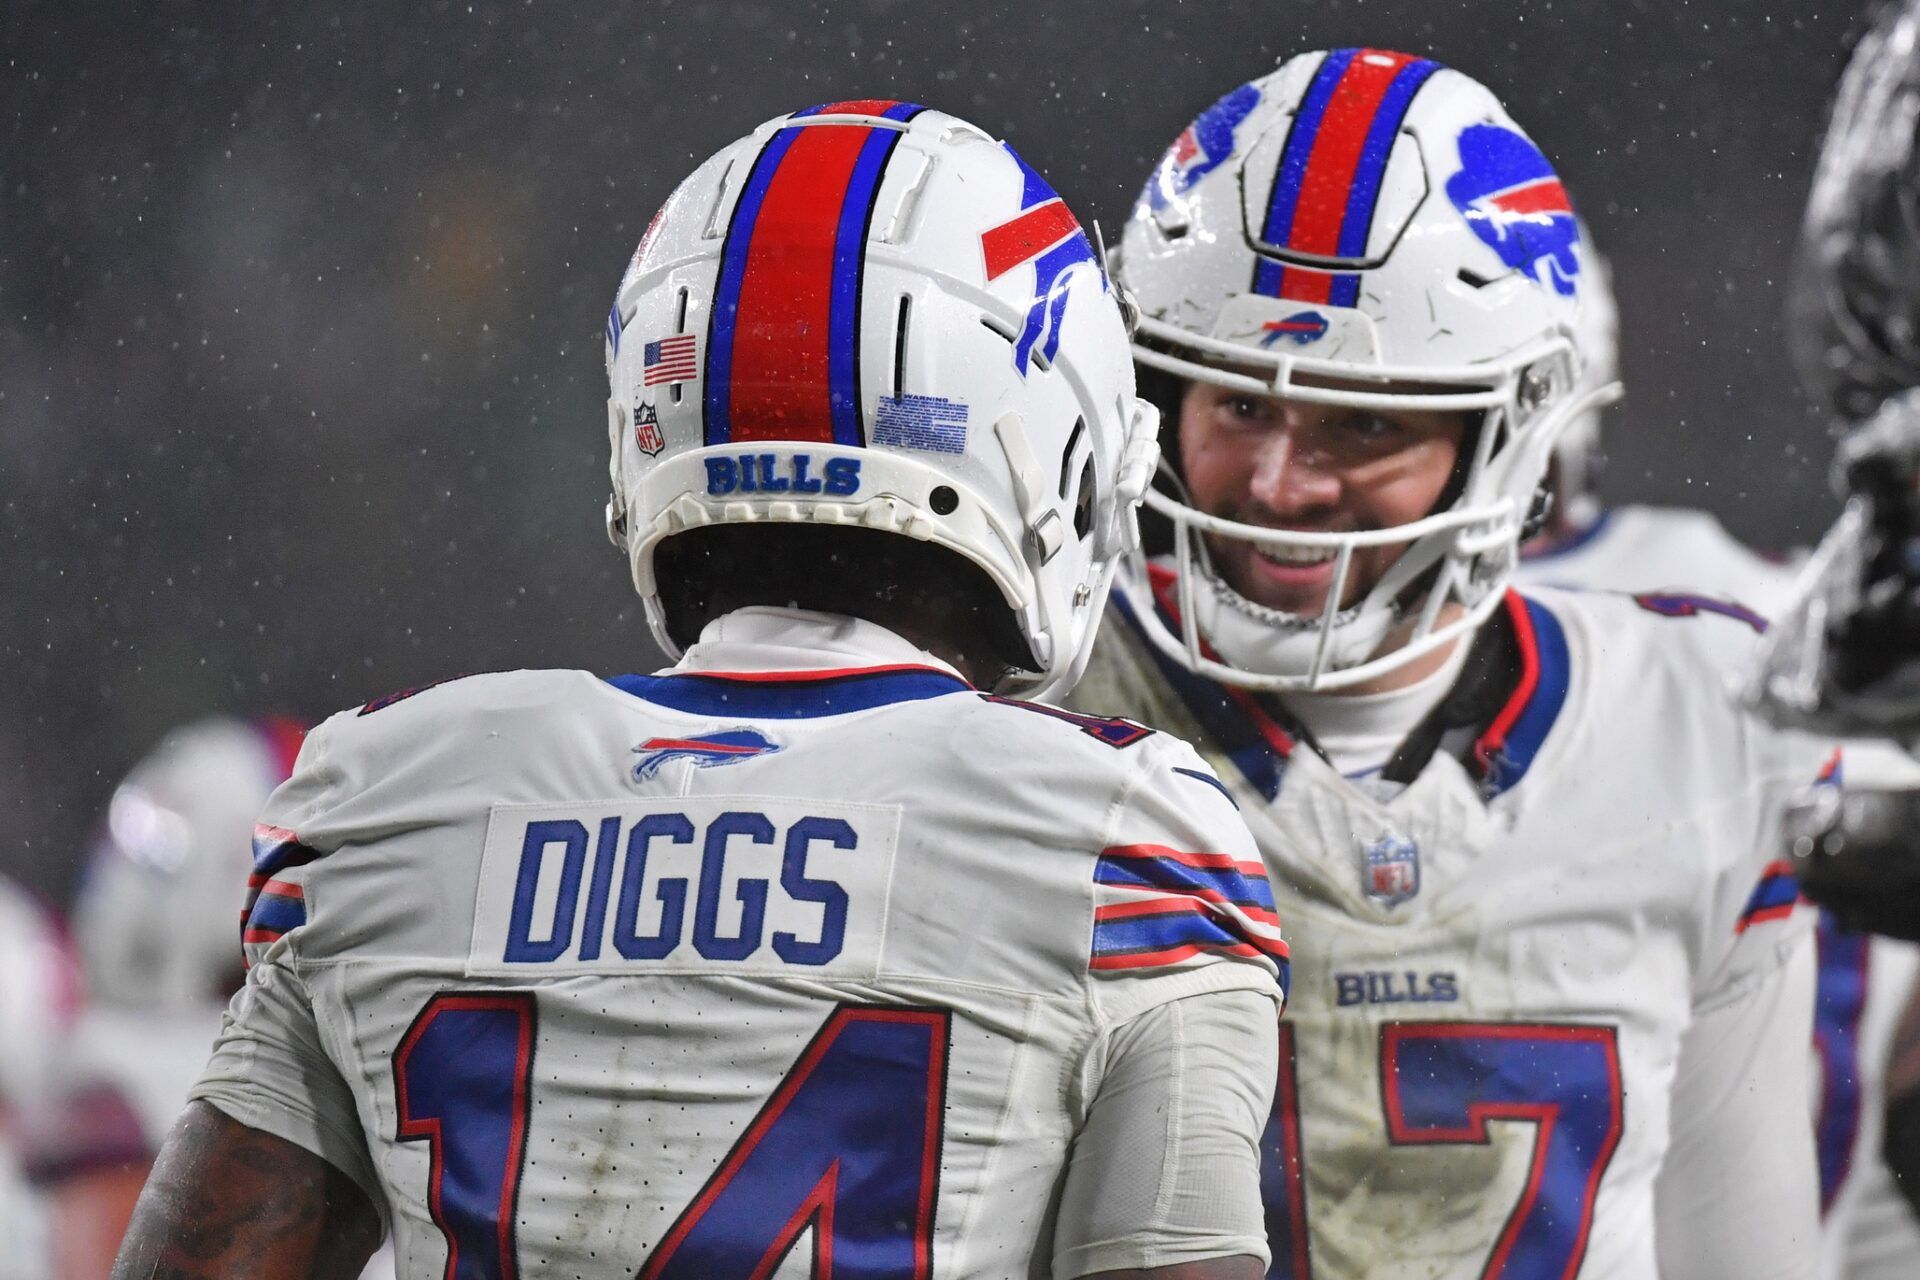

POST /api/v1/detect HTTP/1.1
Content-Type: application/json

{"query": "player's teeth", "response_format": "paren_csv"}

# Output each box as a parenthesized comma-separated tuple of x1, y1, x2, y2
(1259, 547, 1336, 566)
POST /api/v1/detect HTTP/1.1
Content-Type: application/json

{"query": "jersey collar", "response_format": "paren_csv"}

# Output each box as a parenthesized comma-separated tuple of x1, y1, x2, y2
(1123, 567, 1570, 801)
(609, 607, 973, 718)
(1519, 506, 1615, 563)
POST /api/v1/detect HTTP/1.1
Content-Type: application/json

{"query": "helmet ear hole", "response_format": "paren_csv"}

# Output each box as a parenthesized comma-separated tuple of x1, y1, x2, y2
(1072, 454, 1097, 542)
(1521, 480, 1556, 541)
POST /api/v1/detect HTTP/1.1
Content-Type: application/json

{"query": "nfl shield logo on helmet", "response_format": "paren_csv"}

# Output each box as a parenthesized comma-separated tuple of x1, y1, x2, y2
(1361, 834, 1420, 907)
(632, 401, 665, 457)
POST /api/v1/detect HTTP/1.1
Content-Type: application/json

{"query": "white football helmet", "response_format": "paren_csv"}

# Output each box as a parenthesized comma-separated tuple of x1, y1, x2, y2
(605, 100, 1158, 699)
(74, 717, 303, 1007)
(1116, 49, 1620, 690)
(1552, 231, 1619, 529)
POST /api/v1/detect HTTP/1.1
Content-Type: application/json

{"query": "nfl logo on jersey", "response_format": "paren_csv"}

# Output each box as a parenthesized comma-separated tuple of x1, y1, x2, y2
(1362, 834, 1420, 906)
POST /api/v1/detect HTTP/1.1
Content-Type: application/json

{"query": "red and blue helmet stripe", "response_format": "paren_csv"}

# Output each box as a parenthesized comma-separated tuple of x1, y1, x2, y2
(704, 100, 926, 448)
(1251, 48, 1439, 307)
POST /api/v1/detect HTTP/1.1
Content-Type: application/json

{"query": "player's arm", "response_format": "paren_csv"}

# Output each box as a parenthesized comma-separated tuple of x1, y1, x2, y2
(1085, 1261, 1266, 1279)
(1057, 988, 1278, 1280)
(1653, 927, 1819, 1278)
(1051, 742, 1284, 1279)
(1883, 975, 1920, 1217)
(110, 1101, 379, 1280)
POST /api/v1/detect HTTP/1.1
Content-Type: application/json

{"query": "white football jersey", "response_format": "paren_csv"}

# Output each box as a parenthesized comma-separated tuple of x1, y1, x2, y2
(1519, 504, 1801, 615)
(191, 611, 1287, 1279)
(1520, 503, 1920, 1280)
(0, 877, 79, 1280)
(1070, 576, 1832, 1279)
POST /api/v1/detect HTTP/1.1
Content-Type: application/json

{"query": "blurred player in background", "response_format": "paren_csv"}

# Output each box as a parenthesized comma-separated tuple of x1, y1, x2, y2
(70, 717, 305, 1157)
(1517, 240, 1920, 1280)
(1749, 0, 1920, 1245)
(111, 102, 1289, 1279)
(1074, 48, 1832, 1277)
(59, 717, 399, 1278)
(0, 875, 84, 1280)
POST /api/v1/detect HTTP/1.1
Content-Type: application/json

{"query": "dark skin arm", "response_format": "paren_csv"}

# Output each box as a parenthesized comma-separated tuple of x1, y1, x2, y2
(110, 1107, 1260, 1280)
(1086, 1259, 1267, 1279)
(109, 1101, 381, 1280)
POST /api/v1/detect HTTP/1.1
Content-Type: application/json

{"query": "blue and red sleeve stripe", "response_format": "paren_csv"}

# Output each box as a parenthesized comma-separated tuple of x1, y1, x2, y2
(1095, 843, 1278, 916)
(1736, 860, 1803, 933)
(704, 100, 925, 448)
(1090, 898, 1291, 991)
(1091, 844, 1289, 986)
(243, 880, 307, 947)
(243, 823, 325, 959)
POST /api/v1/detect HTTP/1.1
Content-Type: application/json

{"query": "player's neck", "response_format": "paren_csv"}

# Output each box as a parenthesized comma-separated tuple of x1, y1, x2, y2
(1296, 606, 1471, 699)
(832, 608, 1006, 689)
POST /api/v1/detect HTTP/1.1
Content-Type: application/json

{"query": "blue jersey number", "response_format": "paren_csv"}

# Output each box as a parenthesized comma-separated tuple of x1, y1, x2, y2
(394, 996, 949, 1279)
(1264, 1021, 1623, 1279)
(1814, 913, 1869, 1215)
(394, 993, 538, 1280)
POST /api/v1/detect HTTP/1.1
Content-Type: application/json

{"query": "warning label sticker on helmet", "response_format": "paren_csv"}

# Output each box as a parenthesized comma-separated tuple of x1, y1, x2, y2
(873, 394, 970, 455)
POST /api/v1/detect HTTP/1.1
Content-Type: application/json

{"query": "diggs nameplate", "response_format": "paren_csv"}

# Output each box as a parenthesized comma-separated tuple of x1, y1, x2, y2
(468, 796, 900, 978)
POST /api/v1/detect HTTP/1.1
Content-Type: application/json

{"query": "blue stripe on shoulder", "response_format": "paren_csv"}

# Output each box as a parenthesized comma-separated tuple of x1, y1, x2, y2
(1173, 766, 1239, 808)
(1110, 591, 1284, 801)
(607, 668, 971, 718)
(247, 894, 308, 935)
(1094, 908, 1242, 957)
(1484, 596, 1572, 796)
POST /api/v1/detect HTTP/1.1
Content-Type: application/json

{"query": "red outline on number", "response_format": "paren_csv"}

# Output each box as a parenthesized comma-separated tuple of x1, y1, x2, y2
(1273, 1022, 1313, 1279)
(753, 1164, 839, 1280)
(640, 1004, 950, 1280)
(1379, 1022, 1623, 1280)
(393, 992, 539, 1280)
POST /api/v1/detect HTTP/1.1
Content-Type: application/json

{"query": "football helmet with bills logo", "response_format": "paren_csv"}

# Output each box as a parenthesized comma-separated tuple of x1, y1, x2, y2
(1550, 230, 1620, 532)
(603, 101, 1158, 699)
(1115, 50, 1620, 689)
(73, 717, 306, 1007)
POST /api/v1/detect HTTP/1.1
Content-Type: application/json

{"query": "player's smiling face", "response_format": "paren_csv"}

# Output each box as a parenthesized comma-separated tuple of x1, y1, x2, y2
(1177, 381, 1470, 617)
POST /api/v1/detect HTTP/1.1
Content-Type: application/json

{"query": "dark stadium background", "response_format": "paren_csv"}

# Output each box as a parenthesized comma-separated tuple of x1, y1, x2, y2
(1, 0, 1869, 902)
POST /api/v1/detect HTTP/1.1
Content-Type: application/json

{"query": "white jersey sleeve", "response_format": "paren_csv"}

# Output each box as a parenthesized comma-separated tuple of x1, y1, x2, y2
(189, 666, 1286, 1278)
(1055, 987, 1278, 1277)
(192, 955, 384, 1218)
(1655, 929, 1819, 1279)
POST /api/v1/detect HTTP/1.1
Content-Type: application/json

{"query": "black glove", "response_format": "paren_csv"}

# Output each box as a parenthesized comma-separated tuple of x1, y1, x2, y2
(1784, 786, 1920, 940)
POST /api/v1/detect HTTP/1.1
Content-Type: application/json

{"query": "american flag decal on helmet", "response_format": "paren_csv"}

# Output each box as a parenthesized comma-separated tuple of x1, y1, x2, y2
(703, 100, 927, 448)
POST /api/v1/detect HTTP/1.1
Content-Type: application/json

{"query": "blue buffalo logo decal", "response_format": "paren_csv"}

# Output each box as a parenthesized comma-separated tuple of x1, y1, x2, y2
(632, 729, 780, 781)
(1147, 82, 1261, 209)
(1444, 123, 1581, 297)
(982, 143, 1103, 377)
(1261, 311, 1330, 347)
